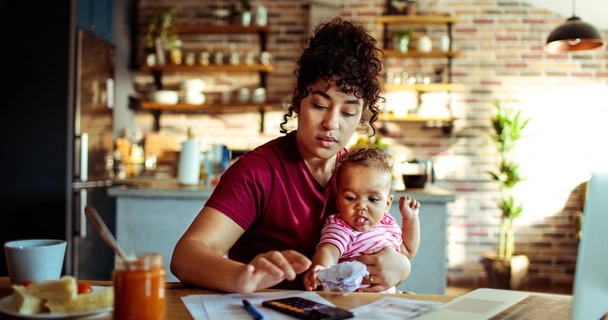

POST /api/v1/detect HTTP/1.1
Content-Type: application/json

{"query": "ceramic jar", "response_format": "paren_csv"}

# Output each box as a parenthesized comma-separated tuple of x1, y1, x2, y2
(417, 35, 433, 52)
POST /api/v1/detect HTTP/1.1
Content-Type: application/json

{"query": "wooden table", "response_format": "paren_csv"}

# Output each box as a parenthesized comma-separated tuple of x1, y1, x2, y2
(0, 277, 454, 319)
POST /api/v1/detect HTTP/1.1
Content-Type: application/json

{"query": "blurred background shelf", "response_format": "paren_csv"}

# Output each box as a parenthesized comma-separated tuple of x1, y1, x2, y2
(382, 49, 459, 58)
(378, 114, 454, 122)
(140, 64, 274, 73)
(377, 15, 459, 25)
(384, 83, 463, 92)
(174, 24, 271, 35)
(134, 101, 279, 113)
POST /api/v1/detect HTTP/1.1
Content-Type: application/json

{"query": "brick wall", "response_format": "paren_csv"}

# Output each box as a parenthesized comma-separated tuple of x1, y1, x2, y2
(134, 0, 608, 289)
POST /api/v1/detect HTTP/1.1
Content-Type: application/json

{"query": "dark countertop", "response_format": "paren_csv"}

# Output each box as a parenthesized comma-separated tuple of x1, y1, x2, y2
(108, 178, 455, 203)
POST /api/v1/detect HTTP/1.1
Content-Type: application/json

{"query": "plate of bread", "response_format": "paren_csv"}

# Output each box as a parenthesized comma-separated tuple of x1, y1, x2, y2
(0, 276, 113, 319)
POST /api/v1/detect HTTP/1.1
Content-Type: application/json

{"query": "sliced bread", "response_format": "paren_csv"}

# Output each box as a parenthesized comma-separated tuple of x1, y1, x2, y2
(26, 276, 77, 300)
(45, 286, 114, 314)
(9, 285, 46, 315)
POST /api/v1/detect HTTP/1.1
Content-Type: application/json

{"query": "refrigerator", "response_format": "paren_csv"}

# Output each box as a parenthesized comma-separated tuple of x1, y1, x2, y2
(69, 28, 118, 280)
(0, 6, 119, 280)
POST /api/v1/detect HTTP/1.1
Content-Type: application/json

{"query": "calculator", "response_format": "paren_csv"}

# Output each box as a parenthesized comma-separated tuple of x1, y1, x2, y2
(261, 297, 354, 320)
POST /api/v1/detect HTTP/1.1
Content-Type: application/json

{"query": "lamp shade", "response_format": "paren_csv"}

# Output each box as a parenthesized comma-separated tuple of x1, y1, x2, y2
(544, 16, 605, 53)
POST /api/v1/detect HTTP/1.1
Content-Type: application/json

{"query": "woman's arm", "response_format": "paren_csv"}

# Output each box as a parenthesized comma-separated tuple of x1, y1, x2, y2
(171, 206, 311, 293)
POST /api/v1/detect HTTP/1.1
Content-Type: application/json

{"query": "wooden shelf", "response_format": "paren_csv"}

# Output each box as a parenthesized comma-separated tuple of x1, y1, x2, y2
(384, 83, 463, 92)
(383, 49, 459, 58)
(136, 101, 279, 113)
(174, 24, 271, 35)
(138, 24, 273, 132)
(377, 15, 459, 25)
(140, 64, 274, 73)
(378, 114, 454, 122)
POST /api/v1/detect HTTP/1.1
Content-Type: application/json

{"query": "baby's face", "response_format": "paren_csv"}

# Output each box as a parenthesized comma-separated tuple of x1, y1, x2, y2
(336, 165, 393, 232)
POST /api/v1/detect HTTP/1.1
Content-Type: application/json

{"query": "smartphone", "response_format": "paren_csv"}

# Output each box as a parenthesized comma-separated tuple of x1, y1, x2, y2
(261, 297, 354, 320)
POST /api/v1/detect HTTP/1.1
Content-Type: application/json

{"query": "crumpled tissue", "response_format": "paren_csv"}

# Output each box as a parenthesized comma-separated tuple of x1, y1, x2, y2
(317, 261, 368, 292)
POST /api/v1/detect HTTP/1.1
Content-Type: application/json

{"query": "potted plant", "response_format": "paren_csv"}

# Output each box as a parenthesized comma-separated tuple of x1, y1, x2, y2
(481, 101, 531, 290)
(142, 6, 180, 65)
(392, 28, 414, 53)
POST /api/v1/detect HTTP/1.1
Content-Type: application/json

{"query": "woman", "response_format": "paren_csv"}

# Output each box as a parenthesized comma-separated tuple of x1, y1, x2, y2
(171, 17, 412, 293)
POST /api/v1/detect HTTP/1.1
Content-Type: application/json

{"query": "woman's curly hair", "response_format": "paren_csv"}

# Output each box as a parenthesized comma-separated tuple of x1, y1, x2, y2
(279, 17, 384, 135)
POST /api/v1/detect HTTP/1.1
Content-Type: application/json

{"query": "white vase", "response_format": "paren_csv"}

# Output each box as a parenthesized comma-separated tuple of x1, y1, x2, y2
(394, 37, 410, 53)
(440, 35, 451, 52)
(417, 35, 432, 52)
(241, 11, 251, 26)
(255, 5, 267, 26)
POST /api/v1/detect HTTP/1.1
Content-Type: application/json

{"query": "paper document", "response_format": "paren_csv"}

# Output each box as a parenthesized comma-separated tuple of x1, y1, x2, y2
(350, 296, 442, 319)
(182, 291, 337, 320)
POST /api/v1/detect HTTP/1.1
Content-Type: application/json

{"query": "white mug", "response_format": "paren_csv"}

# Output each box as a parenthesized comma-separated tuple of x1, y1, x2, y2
(4, 239, 66, 285)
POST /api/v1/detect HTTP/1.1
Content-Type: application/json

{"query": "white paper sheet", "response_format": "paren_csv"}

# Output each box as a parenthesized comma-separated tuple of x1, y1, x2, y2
(181, 295, 209, 319)
(350, 296, 442, 319)
(182, 291, 338, 320)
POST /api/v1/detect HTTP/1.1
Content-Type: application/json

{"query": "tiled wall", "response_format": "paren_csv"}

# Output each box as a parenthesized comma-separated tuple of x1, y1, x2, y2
(135, 0, 608, 288)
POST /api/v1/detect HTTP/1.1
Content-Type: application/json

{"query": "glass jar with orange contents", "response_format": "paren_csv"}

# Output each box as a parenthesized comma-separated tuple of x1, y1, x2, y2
(113, 252, 166, 320)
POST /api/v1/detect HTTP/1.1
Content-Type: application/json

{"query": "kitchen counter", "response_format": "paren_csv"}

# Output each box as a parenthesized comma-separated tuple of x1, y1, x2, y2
(108, 178, 454, 294)
(108, 178, 455, 202)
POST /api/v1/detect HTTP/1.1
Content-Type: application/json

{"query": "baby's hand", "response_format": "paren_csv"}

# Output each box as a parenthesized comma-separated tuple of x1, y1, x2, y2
(399, 196, 420, 220)
(303, 265, 324, 291)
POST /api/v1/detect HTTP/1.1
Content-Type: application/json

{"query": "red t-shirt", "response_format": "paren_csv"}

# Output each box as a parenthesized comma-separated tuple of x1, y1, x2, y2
(204, 132, 345, 289)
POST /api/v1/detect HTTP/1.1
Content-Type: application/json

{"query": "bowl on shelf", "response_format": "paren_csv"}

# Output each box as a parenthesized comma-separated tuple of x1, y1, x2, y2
(184, 92, 206, 105)
(152, 90, 179, 104)
(402, 174, 428, 189)
(181, 78, 205, 92)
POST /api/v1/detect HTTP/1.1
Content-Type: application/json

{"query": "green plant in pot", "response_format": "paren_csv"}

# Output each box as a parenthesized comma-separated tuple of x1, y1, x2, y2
(142, 6, 179, 52)
(481, 101, 531, 290)
(392, 28, 414, 53)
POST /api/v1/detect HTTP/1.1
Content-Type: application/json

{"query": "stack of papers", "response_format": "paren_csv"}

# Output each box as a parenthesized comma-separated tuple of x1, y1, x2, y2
(350, 296, 441, 319)
(182, 291, 332, 320)
(182, 291, 442, 320)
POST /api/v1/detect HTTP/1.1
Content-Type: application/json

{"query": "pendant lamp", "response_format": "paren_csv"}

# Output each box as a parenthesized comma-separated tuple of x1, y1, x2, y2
(544, 0, 605, 53)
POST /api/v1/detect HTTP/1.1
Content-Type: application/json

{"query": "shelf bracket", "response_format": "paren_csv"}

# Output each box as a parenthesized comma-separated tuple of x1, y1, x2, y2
(442, 121, 454, 135)
(259, 109, 265, 133)
(152, 110, 161, 132)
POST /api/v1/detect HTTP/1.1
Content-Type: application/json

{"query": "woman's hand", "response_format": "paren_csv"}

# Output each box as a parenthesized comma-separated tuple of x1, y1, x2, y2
(303, 265, 324, 291)
(353, 246, 411, 293)
(233, 250, 312, 293)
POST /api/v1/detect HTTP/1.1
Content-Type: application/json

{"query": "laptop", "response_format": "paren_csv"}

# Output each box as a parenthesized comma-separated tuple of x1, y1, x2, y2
(417, 172, 608, 320)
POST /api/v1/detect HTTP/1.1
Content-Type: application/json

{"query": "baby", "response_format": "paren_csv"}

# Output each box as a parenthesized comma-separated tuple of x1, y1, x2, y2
(304, 147, 420, 293)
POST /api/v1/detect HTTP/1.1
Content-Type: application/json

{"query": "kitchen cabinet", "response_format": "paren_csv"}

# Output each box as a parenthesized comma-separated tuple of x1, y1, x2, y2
(77, 0, 113, 43)
(377, 15, 460, 134)
(132, 24, 276, 132)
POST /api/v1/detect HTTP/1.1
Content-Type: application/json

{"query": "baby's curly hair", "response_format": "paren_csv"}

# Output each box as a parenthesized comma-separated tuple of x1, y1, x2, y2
(337, 147, 394, 186)
(279, 17, 384, 135)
